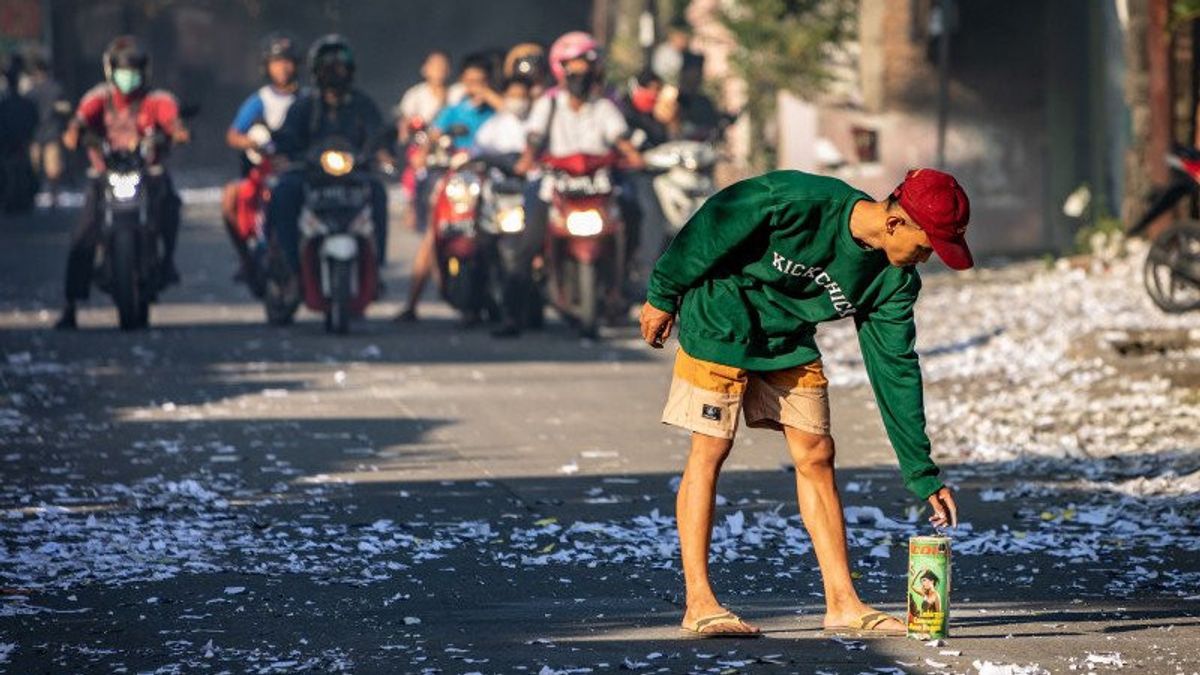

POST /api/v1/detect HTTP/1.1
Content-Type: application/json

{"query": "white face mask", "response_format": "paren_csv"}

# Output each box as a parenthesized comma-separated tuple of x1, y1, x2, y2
(504, 98, 531, 119)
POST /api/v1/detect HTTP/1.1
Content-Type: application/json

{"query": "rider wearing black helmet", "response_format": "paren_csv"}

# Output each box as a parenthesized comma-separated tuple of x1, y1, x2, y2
(264, 34, 390, 285)
(221, 31, 301, 291)
(55, 35, 189, 329)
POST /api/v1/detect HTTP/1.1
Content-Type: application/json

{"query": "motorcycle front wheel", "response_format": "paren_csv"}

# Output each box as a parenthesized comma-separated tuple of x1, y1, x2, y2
(111, 224, 148, 330)
(1144, 220, 1200, 314)
(326, 259, 353, 335)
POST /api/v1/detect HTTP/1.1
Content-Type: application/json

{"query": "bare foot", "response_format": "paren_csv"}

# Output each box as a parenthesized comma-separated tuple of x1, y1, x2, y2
(823, 602, 904, 632)
(682, 603, 760, 635)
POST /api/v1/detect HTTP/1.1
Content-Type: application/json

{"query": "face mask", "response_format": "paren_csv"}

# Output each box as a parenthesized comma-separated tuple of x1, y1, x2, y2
(504, 98, 531, 118)
(631, 86, 657, 114)
(565, 71, 595, 99)
(112, 68, 142, 95)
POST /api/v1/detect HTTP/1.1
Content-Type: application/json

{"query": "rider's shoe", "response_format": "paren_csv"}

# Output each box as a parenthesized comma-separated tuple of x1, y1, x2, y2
(53, 306, 77, 331)
(490, 322, 521, 339)
(394, 307, 418, 323)
(159, 262, 181, 289)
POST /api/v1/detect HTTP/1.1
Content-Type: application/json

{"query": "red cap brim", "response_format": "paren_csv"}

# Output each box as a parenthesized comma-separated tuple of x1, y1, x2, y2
(929, 234, 974, 270)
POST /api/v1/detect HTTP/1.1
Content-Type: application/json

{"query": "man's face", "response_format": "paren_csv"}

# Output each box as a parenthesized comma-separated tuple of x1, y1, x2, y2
(460, 66, 489, 101)
(267, 57, 296, 87)
(881, 207, 934, 267)
(563, 58, 591, 78)
(423, 53, 449, 85)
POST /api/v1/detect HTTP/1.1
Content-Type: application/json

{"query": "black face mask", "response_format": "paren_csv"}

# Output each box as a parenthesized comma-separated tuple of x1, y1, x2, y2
(565, 71, 595, 98)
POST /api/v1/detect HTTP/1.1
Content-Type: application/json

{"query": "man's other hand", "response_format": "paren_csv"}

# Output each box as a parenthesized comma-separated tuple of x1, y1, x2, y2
(640, 302, 675, 348)
(926, 486, 958, 529)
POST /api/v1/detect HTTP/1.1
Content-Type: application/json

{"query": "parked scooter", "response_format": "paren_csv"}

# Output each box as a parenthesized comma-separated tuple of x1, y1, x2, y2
(263, 137, 380, 333)
(1128, 144, 1200, 313)
(542, 152, 627, 338)
(642, 139, 717, 250)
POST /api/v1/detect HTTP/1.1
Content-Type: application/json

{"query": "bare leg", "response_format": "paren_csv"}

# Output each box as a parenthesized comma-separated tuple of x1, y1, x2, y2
(784, 427, 903, 630)
(677, 431, 758, 633)
(399, 226, 436, 318)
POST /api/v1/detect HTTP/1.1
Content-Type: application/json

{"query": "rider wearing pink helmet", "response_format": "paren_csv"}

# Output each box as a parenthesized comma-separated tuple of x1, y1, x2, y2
(547, 31, 603, 86)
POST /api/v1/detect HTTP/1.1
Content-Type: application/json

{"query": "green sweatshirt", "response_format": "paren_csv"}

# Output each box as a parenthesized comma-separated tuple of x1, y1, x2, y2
(647, 170, 942, 499)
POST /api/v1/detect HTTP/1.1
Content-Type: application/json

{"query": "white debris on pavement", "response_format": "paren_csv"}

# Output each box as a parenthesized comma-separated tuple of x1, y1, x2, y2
(973, 660, 1049, 675)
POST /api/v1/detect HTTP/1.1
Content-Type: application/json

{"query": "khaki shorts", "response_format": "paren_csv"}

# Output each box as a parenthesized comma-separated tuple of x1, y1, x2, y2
(661, 349, 830, 439)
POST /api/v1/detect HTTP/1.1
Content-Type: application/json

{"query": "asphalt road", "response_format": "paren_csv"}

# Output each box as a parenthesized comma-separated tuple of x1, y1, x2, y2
(0, 201, 1196, 674)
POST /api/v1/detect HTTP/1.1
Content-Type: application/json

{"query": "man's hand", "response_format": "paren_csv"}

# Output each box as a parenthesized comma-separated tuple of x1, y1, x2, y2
(639, 302, 675, 348)
(172, 127, 191, 145)
(926, 486, 958, 529)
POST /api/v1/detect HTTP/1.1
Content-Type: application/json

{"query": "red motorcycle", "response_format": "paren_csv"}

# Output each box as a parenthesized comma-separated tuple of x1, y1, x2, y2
(1129, 145, 1200, 313)
(542, 152, 627, 338)
(230, 123, 274, 296)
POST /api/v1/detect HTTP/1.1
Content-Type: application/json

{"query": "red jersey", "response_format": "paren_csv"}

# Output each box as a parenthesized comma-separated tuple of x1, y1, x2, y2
(75, 83, 180, 152)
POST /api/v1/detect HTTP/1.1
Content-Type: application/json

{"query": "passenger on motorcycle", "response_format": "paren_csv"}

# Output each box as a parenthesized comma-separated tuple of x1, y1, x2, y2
(396, 54, 501, 323)
(264, 34, 389, 288)
(54, 36, 190, 330)
(220, 32, 299, 293)
(496, 32, 644, 338)
(504, 43, 550, 100)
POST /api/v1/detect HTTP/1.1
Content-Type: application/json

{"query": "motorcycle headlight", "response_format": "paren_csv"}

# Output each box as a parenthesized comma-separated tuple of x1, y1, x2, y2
(107, 172, 140, 201)
(498, 206, 526, 234)
(444, 174, 481, 215)
(320, 150, 354, 176)
(565, 209, 604, 237)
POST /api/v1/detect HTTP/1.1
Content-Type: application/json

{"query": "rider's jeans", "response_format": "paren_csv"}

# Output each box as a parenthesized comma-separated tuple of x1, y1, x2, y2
(63, 172, 180, 302)
(265, 170, 389, 275)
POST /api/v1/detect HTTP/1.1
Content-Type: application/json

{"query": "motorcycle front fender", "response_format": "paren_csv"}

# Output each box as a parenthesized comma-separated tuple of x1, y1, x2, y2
(321, 234, 359, 261)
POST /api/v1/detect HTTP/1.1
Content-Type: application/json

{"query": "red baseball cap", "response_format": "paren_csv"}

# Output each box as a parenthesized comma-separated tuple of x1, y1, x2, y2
(891, 168, 973, 270)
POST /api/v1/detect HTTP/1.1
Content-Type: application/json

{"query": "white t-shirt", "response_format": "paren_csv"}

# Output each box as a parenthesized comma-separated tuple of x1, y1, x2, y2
(474, 112, 527, 155)
(395, 82, 465, 124)
(525, 91, 628, 157)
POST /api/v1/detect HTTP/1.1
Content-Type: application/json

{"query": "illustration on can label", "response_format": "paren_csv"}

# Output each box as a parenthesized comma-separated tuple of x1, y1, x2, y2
(906, 536, 950, 638)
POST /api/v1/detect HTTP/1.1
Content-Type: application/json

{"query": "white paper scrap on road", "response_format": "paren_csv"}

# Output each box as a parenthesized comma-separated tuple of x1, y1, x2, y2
(973, 660, 1049, 675)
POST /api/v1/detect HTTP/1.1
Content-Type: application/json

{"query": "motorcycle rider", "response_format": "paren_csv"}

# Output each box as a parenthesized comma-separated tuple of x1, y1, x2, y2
(497, 32, 644, 338)
(54, 36, 190, 330)
(264, 34, 389, 299)
(21, 48, 69, 206)
(221, 32, 300, 292)
(396, 54, 501, 323)
(504, 43, 549, 99)
(0, 52, 39, 214)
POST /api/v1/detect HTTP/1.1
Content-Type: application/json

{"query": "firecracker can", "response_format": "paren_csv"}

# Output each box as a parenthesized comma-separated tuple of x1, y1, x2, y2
(906, 535, 951, 639)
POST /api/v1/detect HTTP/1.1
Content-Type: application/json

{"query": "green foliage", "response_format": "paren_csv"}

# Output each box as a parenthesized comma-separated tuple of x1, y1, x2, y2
(719, 0, 857, 168)
(1171, 0, 1200, 29)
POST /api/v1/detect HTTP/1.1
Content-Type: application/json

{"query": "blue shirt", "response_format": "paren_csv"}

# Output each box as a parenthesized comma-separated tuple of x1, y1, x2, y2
(230, 85, 296, 133)
(432, 99, 494, 149)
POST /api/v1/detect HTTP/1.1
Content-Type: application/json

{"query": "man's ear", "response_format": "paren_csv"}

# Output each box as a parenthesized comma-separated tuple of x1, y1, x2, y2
(884, 213, 906, 235)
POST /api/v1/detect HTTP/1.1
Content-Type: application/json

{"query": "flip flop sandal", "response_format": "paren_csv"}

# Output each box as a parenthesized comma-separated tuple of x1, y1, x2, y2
(822, 611, 907, 637)
(680, 611, 763, 639)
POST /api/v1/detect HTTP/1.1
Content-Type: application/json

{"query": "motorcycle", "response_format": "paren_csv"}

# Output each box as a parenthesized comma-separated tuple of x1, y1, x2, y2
(642, 139, 717, 248)
(542, 152, 627, 338)
(427, 132, 491, 322)
(264, 137, 380, 334)
(1128, 144, 1200, 313)
(91, 134, 169, 330)
(231, 123, 275, 296)
(476, 152, 544, 328)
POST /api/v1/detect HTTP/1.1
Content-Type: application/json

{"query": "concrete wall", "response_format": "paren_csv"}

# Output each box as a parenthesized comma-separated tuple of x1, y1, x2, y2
(777, 0, 1124, 258)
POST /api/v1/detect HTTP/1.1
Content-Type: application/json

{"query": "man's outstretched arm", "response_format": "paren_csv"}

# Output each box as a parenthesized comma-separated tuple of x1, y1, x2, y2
(854, 271, 958, 527)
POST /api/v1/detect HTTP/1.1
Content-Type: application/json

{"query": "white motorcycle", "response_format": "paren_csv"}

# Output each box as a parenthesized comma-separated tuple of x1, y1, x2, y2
(642, 140, 717, 246)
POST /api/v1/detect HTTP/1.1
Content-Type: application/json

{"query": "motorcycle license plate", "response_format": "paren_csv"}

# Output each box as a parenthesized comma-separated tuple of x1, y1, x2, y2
(308, 184, 367, 209)
(554, 169, 612, 196)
